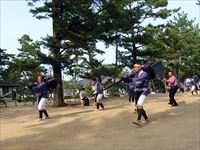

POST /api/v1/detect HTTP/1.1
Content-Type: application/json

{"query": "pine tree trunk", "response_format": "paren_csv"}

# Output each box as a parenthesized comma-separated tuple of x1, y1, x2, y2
(52, 63, 64, 106)
(113, 41, 119, 96)
(52, 0, 64, 106)
(177, 54, 182, 82)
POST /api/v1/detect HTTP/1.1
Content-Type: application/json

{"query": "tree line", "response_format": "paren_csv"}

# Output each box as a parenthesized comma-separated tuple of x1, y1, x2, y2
(0, 0, 200, 106)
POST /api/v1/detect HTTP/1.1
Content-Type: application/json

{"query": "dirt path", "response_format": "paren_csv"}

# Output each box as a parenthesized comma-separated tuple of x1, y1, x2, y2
(0, 93, 199, 150)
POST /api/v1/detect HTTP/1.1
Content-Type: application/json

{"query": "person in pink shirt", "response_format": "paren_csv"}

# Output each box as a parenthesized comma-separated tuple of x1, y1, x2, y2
(164, 71, 178, 106)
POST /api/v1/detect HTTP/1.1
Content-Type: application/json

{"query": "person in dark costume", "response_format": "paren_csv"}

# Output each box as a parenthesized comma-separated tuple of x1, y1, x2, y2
(91, 78, 104, 111)
(125, 64, 150, 126)
(29, 76, 50, 120)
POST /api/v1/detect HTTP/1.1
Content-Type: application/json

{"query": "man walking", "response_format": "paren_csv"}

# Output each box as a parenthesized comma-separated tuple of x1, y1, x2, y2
(128, 63, 150, 126)
(164, 71, 178, 107)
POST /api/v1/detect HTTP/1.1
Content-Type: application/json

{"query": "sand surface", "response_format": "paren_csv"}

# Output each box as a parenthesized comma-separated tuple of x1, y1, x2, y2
(0, 93, 199, 150)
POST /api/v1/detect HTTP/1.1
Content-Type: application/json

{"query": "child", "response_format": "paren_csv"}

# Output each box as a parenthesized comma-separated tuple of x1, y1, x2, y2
(79, 88, 90, 106)
(91, 78, 104, 111)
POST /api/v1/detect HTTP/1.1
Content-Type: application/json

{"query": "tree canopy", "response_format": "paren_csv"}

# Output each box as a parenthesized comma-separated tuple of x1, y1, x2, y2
(1, 0, 199, 105)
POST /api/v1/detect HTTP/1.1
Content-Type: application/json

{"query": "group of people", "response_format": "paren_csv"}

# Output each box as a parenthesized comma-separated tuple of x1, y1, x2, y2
(79, 77, 105, 111)
(126, 64, 151, 126)
(28, 75, 106, 120)
(29, 63, 181, 127)
(125, 64, 179, 126)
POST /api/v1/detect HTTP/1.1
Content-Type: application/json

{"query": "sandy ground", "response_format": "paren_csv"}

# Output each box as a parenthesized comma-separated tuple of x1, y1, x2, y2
(0, 92, 199, 150)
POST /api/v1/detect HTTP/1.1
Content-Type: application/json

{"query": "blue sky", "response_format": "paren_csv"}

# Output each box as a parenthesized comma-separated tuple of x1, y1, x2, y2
(1, 0, 200, 64)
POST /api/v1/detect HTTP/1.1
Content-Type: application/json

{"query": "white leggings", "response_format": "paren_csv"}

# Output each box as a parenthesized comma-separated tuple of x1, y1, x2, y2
(137, 94, 147, 106)
(38, 98, 48, 110)
(137, 90, 149, 106)
(96, 94, 103, 103)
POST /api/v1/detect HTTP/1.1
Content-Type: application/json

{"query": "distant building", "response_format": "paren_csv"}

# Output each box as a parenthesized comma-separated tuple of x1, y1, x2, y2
(0, 82, 18, 100)
(64, 89, 74, 97)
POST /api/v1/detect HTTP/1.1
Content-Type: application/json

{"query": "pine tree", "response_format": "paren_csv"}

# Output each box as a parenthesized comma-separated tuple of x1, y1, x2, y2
(27, 0, 118, 105)
(0, 49, 14, 80)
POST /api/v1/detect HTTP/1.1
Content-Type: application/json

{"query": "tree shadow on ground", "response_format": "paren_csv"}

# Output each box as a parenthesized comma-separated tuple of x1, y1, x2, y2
(1, 96, 199, 150)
